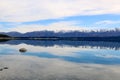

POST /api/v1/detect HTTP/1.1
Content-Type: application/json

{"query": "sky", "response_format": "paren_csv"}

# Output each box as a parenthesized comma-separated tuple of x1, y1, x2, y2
(0, 0, 120, 33)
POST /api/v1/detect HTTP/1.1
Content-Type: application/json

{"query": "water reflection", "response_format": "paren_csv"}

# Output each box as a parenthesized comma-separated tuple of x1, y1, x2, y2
(1, 40, 120, 50)
(0, 40, 120, 80)
(0, 55, 120, 80)
(0, 41, 120, 64)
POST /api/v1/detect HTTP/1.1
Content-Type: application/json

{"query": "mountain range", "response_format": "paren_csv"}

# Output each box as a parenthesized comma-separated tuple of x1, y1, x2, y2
(1, 29, 120, 37)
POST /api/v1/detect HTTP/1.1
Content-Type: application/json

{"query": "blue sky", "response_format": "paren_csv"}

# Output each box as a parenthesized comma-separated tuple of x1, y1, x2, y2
(0, 0, 120, 33)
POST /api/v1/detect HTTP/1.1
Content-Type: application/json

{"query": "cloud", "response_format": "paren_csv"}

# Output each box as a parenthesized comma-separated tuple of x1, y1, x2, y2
(95, 20, 120, 25)
(0, 0, 120, 22)
(8, 21, 86, 33)
(1, 20, 120, 33)
(2, 20, 120, 33)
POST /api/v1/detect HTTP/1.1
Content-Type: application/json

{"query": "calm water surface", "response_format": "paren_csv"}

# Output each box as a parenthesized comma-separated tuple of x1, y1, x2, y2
(0, 40, 120, 80)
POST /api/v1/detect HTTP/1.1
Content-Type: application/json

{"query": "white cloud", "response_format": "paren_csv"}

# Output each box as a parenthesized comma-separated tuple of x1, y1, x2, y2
(8, 21, 86, 33)
(0, 24, 3, 28)
(95, 20, 120, 25)
(0, 0, 120, 22)
(1, 20, 120, 33)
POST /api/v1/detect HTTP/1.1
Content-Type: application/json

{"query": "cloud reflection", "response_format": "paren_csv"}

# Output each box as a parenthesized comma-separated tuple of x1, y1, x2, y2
(0, 55, 120, 80)
(0, 43, 120, 64)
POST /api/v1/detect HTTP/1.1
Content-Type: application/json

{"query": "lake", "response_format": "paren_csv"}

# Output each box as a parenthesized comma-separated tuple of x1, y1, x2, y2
(0, 40, 120, 80)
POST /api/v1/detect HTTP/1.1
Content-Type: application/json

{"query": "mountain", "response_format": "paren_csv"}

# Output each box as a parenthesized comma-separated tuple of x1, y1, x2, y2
(1, 29, 120, 37)
(6, 32, 23, 37)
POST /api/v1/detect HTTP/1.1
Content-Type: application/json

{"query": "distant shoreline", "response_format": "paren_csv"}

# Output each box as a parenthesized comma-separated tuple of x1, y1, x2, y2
(0, 37, 120, 42)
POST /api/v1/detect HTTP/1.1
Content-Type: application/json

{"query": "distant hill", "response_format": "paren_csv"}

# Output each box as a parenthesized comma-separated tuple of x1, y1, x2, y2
(0, 32, 22, 37)
(0, 34, 11, 42)
(0, 34, 10, 37)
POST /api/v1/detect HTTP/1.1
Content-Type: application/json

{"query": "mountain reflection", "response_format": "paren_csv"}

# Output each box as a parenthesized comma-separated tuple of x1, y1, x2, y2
(0, 40, 120, 50)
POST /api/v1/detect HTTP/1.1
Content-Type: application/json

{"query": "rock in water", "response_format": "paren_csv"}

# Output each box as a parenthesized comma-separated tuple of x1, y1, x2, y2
(0, 68, 3, 71)
(4, 67, 8, 69)
(19, 48, 27, 53)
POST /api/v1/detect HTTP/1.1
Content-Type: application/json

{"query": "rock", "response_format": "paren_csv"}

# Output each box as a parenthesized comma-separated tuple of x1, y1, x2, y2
(4, 67, 8, 69)
(0, 68, 3, 71)
(19, 48, 27, 53)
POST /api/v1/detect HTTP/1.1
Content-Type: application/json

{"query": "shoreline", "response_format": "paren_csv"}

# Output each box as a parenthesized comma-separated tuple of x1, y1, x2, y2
(0, 37, 120, 42)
